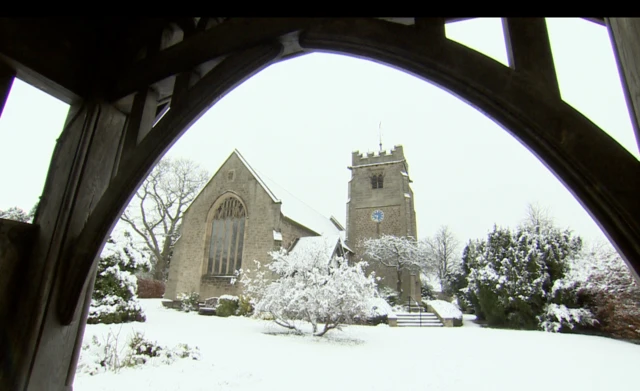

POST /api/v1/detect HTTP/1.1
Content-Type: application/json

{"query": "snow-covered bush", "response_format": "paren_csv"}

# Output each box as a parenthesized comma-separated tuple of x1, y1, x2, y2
(77, 329, 200, 376)
(237, 295, 254, 316)
(420, 281, 437, 301)
(236, 247, 378, 336)
(216, 295, 239, 317)
(88, 231, 151, 324)
(563, 242, 640, 339)
(464, 222, 583, 330)
(177, 292, 200, 312)
(367, 297, 393, 318)
(538, 303, 597, 333)
(379, 286, 401, 307)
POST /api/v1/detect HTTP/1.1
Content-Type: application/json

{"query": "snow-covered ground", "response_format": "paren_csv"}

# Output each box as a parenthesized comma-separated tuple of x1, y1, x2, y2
(74, 299, 640, 391)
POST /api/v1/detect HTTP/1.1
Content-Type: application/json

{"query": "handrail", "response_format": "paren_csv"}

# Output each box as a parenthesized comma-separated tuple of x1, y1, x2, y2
(407, 296, 423, 327)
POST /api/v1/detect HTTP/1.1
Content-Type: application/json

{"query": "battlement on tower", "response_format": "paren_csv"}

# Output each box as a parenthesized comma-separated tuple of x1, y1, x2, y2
(350, 145, 405, 167)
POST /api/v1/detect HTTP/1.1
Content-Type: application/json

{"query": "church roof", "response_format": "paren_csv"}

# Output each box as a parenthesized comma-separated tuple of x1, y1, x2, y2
(288, 235, 353, 260)
(233, 150, 345, 238)
(288, 235, 342, 260)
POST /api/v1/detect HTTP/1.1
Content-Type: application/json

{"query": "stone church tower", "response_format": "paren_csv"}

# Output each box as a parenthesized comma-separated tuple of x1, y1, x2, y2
(346, 145, 421, 302)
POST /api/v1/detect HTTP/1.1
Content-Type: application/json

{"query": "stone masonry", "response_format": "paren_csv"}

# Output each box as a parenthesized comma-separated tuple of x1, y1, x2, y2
(165, 151, 321, 301)
(165, 146, 420, 303)
(346, 145, 421, 302)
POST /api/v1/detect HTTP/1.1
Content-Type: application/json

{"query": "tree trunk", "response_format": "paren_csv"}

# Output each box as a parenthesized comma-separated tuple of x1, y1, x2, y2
(154, 237, 172, 281)
(154, 255, 167, 281)
(396, 269, 403, 297)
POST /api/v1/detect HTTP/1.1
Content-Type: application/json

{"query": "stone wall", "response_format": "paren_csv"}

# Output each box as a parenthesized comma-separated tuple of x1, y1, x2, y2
(345, 145, 420, 300)
(165, 151, 323, 301)
(280, 217, 316, 251)
(165, 152, 283, 300)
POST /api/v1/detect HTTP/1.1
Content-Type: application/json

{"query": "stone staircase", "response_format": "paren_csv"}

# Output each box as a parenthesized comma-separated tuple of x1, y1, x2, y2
(395, 311, 443, 327)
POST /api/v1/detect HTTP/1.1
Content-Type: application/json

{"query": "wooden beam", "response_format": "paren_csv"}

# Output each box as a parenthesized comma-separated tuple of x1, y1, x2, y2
(175, 17, 197, 35)
(170, 26, 203, 106)
(0, 18, 89, 102)
(0, 219, 38, 391)
(106, 18, 330, 101)
(26, 101, 128, 390)
(0, 60, 15, 117)
(172, 70, 200, 105)
(606, 17, 640, 153)
(117, 88, 159, 174)
(57, 42, 283, 325)
(502, 18, 560, 96)
(583, 17, 606, 26)
(414, 17, 446, 39)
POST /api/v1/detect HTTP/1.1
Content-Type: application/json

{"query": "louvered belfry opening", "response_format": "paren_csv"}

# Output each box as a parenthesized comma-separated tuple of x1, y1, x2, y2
(207, 197, 246, 275)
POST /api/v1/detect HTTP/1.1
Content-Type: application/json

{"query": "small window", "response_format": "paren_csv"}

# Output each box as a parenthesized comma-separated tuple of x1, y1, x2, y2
(227, 170, 235, 181)
(371, 174, 383, 189)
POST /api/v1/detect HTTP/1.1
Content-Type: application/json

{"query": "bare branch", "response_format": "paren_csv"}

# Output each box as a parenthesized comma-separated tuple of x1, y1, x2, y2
(117, 156, 209, 280)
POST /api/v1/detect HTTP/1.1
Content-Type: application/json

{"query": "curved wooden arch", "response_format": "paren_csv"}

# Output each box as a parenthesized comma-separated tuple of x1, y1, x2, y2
(8, 17, 638, 390)
(59, 18, 640, 325)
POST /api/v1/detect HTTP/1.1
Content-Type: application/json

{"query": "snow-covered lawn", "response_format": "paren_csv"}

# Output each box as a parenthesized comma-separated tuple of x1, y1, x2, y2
(74, 299, 640, 391)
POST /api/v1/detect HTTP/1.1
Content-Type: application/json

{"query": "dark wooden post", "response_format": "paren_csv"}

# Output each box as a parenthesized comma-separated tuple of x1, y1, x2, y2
(0, 100, 128, 391)
(606, 18, 640, 153)
(0, 60, 15, 117)
(502, 17, 560, 97)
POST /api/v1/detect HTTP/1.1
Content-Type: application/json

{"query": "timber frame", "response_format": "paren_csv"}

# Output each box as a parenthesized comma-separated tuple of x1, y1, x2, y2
(0, 17, 638, 391)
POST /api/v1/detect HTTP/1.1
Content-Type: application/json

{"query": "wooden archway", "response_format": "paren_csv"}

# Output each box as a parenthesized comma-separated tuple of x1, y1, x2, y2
(0, 17, 638, 391)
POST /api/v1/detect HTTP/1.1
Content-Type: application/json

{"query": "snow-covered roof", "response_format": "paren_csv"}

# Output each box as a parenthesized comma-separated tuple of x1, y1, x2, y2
(289, 235, 341, 260)
(233, 150, 345, 239)
(233, 149, 279, 203)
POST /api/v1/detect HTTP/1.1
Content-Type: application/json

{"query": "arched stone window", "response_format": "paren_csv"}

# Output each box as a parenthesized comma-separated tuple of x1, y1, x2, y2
(207, 196, 246, 275)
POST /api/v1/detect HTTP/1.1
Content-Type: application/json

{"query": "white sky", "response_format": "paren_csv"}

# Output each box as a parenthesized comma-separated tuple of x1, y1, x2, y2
(1, 18, 638, 247)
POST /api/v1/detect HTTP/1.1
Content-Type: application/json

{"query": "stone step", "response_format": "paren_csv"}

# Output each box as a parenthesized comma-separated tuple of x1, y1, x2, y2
(397, 323, 443, 327)
(397, 319, 440, 324)
(395, 313, 439, 319)
(397, 316, 441, 320)
(393, 311, 444, 327)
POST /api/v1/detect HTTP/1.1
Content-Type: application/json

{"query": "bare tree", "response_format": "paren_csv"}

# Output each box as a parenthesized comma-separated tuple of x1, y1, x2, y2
(362, 235, 426, 296)
(422, 225, 460, 293)
(120, 157, 209, 281)
(523, 202, 554, 233)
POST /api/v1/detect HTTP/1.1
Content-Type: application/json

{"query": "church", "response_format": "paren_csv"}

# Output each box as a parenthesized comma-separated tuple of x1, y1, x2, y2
(164, 145, 421, 302)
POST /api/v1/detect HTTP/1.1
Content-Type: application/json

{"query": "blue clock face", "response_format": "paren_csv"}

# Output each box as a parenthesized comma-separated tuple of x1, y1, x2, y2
(371, 210, 384, 223)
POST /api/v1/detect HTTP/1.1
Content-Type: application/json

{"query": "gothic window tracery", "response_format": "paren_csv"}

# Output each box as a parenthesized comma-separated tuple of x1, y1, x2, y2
(207, 197, 246, 275)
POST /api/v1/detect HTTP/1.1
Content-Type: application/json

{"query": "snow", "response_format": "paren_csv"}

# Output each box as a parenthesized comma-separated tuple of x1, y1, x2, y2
(404, 193, 411, 198)
(288, 235, 341, 260)
(238, 247, 377, 335)
(349, 159, 406, 168)
(401, 171, 409, 177)
(74, 299, 640, 391)
(259, 172, 344, 237)
(219, 294, 239, 302)
(426, 299, 463, 320)
(233, 150, 344, 239)
(273, 230, 282, 241)
(367, 297, 393, 317)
